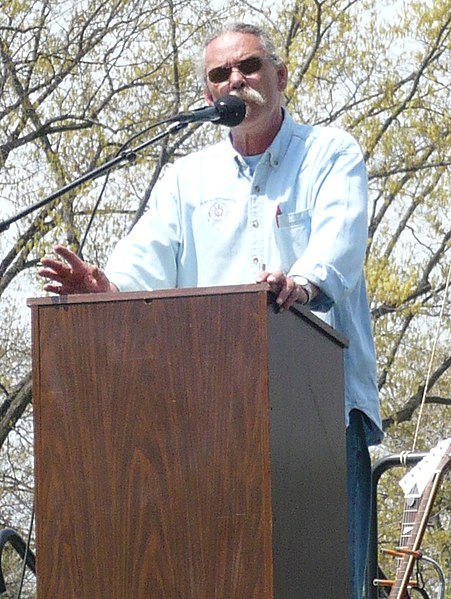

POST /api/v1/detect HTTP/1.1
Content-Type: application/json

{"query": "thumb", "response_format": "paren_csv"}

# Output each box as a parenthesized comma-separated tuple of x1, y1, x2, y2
(256, 270, 270, 283)
(92, 266, 112, 292)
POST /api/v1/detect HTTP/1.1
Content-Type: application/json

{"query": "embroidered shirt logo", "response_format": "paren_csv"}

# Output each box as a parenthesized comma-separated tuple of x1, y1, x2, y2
(199, 197, 237, 226)
(208, 200, 228, 222)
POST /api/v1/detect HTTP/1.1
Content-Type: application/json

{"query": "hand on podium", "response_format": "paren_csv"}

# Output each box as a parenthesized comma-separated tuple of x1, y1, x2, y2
(256, 270, 316, 312)
(38, 245, 118, 295)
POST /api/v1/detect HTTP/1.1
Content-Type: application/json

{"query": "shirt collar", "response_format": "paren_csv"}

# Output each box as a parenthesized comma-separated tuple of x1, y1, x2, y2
(222, 109, 296, 171)
(265, 110, 296, 167)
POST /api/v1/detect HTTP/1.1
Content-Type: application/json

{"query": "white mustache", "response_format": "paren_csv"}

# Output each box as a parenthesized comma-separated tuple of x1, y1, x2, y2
(231, 87, 266, 107)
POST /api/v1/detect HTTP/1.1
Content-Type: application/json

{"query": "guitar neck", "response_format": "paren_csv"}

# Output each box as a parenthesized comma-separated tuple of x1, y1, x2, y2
(388, 470, 442, 599)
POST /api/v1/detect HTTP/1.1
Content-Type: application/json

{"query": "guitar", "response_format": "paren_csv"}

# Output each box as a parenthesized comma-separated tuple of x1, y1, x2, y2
(380, 438, 451, 599)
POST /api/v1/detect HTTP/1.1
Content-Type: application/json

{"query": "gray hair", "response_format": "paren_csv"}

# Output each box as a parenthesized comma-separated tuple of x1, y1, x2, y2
(198, 22, 283, 85)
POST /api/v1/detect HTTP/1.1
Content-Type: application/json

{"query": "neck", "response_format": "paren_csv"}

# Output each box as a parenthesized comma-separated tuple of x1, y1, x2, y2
(231, 107, 283, 156)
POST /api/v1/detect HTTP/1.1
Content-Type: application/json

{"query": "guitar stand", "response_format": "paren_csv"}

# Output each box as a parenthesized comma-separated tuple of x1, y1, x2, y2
(372, 552, 446, 599)
(366, 451, 449, 599)
(373, 547, 422, 588)
(365, 452, 426, 599)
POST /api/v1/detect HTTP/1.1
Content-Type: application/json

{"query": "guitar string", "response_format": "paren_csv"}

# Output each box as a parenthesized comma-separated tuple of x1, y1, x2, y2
(393, 474, 441, 598)
(392, 264, 451, 595)
(412, 261, 451, 452)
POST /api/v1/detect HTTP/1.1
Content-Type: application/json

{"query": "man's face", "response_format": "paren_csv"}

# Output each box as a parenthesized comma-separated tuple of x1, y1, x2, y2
(203, 32, 287, 130)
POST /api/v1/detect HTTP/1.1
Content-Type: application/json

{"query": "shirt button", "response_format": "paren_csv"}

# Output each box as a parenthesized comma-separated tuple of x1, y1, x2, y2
(252, 257, 259, 265)
(252, 220, 259, 228)
(254, 185, 260, 193)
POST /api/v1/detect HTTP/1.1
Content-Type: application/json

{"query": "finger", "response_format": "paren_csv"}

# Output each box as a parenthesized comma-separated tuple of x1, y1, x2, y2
(265, 271, 286, 296)
(266, 271, 284, 284)
(274, 277, 294, 303)
(282, 285, 300, 310)
(38, 261, 76, 283)
(276, 287, 294, 308)
(275, 279, 299, 310)
(92, 266, 105, 281)
(42, 283, 63, 294)
(255, 270, 270, 283)
(38, 260, 71, 276)
(53, 245, 85, 272)
(91, 266, 113, 292)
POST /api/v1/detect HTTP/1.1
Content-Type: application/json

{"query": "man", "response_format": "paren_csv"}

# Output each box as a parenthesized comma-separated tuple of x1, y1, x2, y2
(39, 22, 383, 598)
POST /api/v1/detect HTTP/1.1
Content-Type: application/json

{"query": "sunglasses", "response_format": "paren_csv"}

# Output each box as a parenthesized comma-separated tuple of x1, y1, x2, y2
(207, 56, 264, 84)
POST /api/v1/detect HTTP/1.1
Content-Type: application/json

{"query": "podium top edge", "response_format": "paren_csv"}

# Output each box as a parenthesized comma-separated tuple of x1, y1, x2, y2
(26, 283, 270, 307)
(289, 304, 349, 348)
(27, 283, 349, 348)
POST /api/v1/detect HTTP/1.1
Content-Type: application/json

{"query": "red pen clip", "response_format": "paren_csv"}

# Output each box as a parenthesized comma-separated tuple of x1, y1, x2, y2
(275, 205, 282, 228)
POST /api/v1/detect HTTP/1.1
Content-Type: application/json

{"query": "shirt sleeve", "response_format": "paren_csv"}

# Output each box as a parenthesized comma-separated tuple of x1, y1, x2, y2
(105, 169, 181, 292)
(288, 132, 369, 312)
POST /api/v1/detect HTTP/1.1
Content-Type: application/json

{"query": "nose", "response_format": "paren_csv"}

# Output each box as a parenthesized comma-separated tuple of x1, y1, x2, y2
(228, 67, 247, 89)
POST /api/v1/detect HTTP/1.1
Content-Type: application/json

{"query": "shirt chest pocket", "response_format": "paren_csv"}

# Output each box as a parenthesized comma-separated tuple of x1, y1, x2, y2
(277, 210, 310, 229)
(274, 209, 311, 265)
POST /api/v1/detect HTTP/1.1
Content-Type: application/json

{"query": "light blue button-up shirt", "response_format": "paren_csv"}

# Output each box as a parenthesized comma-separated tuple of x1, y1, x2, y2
(106, 112, 383, 443)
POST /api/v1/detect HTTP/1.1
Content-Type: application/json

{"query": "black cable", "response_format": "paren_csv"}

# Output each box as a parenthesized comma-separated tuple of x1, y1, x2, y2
(77, 117, 177, 258)
(15, 501, 35, 599)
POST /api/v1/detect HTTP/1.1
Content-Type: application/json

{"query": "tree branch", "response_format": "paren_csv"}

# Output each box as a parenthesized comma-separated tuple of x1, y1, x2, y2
(383, 355, 451, 430)
(0, 372, 32, 447)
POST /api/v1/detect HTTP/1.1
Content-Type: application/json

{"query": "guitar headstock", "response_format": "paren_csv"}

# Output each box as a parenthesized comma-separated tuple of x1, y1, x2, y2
(399, 438, 451, 499)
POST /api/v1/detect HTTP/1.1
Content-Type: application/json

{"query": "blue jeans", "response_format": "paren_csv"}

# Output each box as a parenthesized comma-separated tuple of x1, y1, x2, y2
(347, 409, 372, 599)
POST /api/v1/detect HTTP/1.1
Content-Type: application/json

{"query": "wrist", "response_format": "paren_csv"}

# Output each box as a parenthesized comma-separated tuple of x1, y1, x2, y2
(296, 284, 310, 305)
(292, 276, 317, 305)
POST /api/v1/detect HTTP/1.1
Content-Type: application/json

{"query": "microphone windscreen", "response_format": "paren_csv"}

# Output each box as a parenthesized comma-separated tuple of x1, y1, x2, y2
(214, 95, 246, 127)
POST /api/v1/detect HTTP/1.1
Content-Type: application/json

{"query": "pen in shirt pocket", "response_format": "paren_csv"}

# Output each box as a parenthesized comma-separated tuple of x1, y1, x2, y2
(275, 204, 282, 228)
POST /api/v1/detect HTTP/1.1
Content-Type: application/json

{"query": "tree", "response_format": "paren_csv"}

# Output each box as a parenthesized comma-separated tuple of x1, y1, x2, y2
(0, 0, 235, 594)
(0, 0, 222, 441)
(0, 0, 449, 596)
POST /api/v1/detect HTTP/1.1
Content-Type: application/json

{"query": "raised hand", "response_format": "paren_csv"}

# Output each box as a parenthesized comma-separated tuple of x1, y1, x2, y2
(38, 245, 117, 295)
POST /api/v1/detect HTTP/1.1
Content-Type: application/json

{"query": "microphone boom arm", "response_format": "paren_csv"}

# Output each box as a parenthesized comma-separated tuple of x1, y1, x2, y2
(0, 121, 188, 233)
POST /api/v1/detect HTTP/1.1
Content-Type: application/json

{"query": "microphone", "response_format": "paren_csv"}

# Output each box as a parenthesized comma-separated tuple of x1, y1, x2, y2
(168, 95, 246, 127)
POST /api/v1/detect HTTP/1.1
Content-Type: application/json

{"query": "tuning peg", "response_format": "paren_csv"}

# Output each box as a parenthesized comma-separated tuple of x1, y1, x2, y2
(395, 546, 422, 558)
(382, 548, 406, 558)
(381, 547, 422, 559)
(373, 578, 419, 588)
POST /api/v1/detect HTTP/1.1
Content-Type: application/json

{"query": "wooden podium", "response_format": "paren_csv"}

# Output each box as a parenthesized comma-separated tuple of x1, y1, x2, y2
(28, 284, 349, 598)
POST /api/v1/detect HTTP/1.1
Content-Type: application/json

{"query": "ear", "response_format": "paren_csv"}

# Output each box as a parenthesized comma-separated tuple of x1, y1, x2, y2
(203, 88, 215, 105)
(277, 63, 288, 92)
